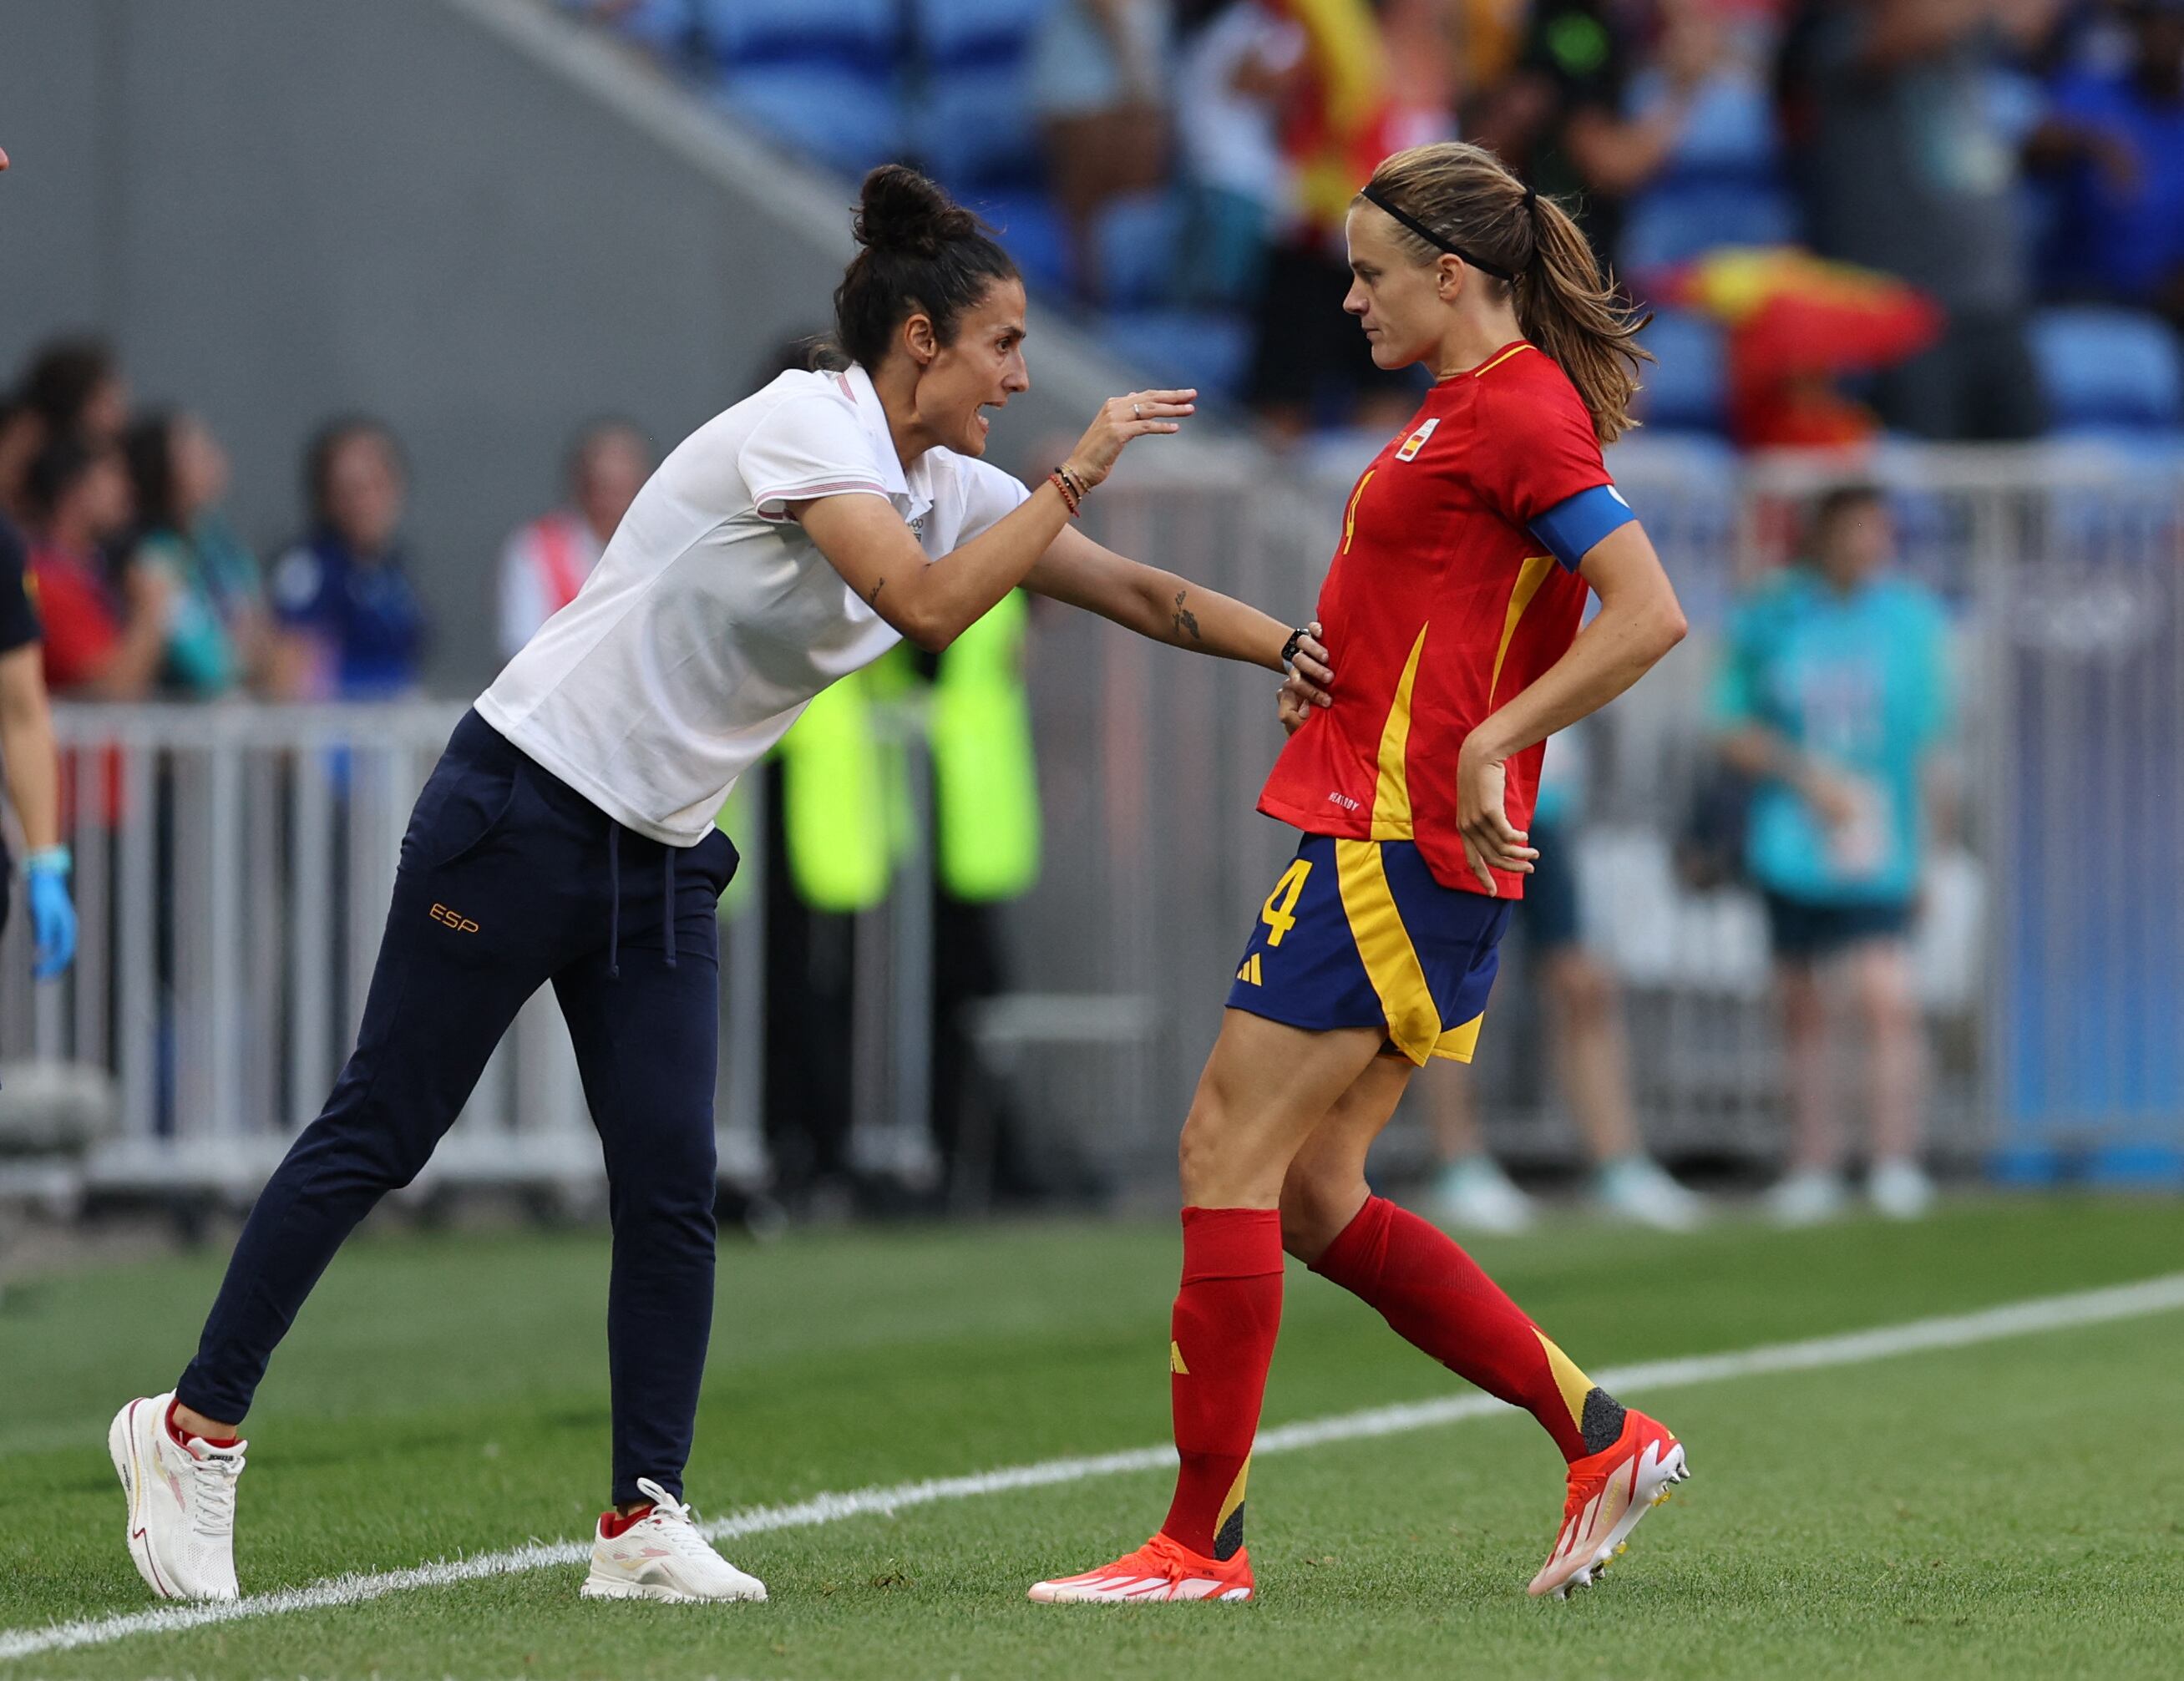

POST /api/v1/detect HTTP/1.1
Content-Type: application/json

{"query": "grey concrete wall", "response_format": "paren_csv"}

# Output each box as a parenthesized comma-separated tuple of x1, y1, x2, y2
(0, 0, 1133, 688)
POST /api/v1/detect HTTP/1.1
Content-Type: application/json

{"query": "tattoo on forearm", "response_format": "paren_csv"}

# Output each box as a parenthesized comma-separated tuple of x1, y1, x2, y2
(866, 579, 885, 607)
(1171, 590, 1202, 643)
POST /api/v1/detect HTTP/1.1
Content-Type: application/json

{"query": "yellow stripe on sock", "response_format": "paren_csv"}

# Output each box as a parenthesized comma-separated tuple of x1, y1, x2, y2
(1215, 1458, 1250, 1534)
(1533, 1329, 1596, 1432)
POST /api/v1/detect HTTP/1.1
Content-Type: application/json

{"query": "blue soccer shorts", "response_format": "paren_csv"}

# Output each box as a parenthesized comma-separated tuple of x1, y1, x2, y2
(1225, 833, 1514, 1065)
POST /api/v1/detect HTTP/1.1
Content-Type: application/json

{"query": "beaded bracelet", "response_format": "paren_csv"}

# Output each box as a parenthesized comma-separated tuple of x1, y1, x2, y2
(1048, 468, 1082, 518)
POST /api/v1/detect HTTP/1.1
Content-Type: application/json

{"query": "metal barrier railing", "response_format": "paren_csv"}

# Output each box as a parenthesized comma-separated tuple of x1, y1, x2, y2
(3, 442, 2179, 1197)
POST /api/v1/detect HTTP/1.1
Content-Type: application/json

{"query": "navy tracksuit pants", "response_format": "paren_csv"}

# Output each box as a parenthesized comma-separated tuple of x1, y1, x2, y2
(177, 711, 737, 1502)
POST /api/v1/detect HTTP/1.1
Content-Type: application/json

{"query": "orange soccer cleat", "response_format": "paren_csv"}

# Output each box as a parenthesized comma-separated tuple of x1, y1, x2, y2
(1028, 1532, 1254, 1603)
(1528, 1408, 1689, 1599)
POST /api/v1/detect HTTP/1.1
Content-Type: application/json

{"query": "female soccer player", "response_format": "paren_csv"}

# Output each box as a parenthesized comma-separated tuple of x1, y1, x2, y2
(110, 165, 1333, 1607)
(1030, 141, 1691, 1606)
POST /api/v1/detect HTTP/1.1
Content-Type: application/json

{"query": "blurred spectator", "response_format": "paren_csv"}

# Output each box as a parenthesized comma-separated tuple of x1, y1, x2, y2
(496, 419, 652, 660)
(2030, 0, 2184, 330)
(1713, 485, 1952, 1224)
(18, 337, 131, 448)
(22, 436, 170, 700)
(1031, 0, 1174, 298)
(1476, 0, 1736, 268)
(1176, 0, 1309, 301)
(1776, 0, 2052, 439)
(1, 337, 131, 524)
(268, 418, 428, 700)
(1426, 724, 1704, 1233)
(0, 504, 77, 980)
(121, 411, 271, 699)
(1244, 0, 1426, 435)
(0, 396, 42, 528)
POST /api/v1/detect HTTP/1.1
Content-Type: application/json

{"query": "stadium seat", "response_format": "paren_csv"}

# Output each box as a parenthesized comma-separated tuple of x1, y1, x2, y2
(2031, 307, 2184, 431)
(693, 0, 906, 175)
(1630, 310, 1729, 433)
(912, 0, 1055, 189)
(1617, 66, 1796, 274)
(1096, 309, 1254, 402)
(1619, 182, 1799, 276)
(960, 190, 1069, 295)
(1092, 189, 1186, 309)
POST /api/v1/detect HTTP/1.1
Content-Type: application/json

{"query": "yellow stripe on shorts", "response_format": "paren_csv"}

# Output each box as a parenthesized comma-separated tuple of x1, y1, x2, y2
(1334, 838, 1442, 1065)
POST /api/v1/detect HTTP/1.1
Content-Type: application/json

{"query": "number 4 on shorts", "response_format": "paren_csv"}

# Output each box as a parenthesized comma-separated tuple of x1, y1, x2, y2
(1259, 858, 1312, 947)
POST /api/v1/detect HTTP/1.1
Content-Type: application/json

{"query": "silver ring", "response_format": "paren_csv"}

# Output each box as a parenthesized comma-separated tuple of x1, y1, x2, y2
(1133, 403, 1143, 419)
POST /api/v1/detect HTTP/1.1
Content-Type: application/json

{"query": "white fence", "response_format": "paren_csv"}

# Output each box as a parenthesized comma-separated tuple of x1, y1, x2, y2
(3, 442, 2181, 1199)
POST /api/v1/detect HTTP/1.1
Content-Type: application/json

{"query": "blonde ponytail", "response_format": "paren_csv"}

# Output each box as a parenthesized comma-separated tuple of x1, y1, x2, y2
(1359, 143, 1652, 444)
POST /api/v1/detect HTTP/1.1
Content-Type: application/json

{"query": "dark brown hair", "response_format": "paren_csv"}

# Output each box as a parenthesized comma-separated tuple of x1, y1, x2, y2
(1360, 142, 1650, 443)
(830, 166, 1019, 372)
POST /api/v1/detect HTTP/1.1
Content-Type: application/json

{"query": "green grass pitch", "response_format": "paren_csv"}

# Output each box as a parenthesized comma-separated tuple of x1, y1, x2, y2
(3, 1196, 2181, 1679)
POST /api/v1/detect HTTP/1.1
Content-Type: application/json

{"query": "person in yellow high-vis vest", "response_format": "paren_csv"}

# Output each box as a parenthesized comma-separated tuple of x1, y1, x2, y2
(763, 590, 1044, 1203)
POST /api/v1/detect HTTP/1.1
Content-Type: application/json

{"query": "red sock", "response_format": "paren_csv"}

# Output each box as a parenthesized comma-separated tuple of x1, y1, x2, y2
(165, 1400, 239, 1451)
(599, 1504, 656, 1538)
(1309, 1196, 1619, 1463)
(1159, 1206, 1283, 1560)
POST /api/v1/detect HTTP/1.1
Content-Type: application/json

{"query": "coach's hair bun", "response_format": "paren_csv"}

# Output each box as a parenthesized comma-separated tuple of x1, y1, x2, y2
(853, 165, 978, 258)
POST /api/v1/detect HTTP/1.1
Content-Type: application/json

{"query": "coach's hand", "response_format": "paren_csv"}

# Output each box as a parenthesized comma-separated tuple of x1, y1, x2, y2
(1455, 741, 1538, 894)
(1277, 621, 1333, 732)
(1062, 389, 1194, 490)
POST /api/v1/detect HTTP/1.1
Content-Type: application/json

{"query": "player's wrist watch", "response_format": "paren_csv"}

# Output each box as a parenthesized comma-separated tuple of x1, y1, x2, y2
(1279, 626, 1310, 667)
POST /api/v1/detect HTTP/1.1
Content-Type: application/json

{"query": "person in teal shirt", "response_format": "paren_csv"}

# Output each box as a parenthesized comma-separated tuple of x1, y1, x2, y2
(1714, 484, 1953, 1226)
(123, 411, 269, 697)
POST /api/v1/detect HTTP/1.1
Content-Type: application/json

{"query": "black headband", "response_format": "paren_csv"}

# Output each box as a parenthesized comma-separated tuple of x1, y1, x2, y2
(1360, 183, 1530, 282)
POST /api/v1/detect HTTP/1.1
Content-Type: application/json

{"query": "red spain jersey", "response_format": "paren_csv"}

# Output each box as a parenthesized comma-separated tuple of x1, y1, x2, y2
(1259, 342, 1614, 898)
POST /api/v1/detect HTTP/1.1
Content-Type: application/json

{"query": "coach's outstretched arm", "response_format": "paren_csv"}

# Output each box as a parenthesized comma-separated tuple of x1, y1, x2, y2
(1023, 528, 1335, 703)
(796, 390, 1192, 654)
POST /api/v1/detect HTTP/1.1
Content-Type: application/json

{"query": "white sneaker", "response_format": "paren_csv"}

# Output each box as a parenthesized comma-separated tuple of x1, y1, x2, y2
(1432, 1156, 1536, 1235)
(1869, 1158, 1936, 1220)
(109, 1392, 246, 1601)
(581, 1477, 768, 1603)
(1597, 1157, 1705, 1232)
(1766, 1168, 1847, 1228)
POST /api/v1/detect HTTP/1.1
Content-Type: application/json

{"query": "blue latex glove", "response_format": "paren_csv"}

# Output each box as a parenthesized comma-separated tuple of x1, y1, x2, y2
(24, 845, 76, 980)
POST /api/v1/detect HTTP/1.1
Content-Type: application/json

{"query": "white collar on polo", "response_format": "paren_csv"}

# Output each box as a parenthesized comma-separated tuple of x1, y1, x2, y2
(841, 362, 935, 524)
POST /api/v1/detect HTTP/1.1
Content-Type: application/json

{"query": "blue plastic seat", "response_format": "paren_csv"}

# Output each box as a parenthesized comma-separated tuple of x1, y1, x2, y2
(693, 0, 905, 175)
(958, 190, 1068, 293)
(2031, 306, 2184, 431)
(1631, 311, 1729, 433)
(1096, 309, 1254, 401)
(1619, 181, 1799, 275)
(1092, 190, 1187, 309)
(910, 0, 1055, 187)
(713, 69, 905, 175)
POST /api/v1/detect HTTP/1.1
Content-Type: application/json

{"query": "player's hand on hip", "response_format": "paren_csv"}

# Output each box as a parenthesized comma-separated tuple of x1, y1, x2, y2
(1456, 744, 1538, 895)
(1063, 389, 1194, 489)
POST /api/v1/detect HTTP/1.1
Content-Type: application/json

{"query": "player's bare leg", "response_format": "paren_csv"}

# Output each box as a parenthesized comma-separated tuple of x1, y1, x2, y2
(1029, 1013, 1383, 1603)
(1770, 959, 1847, 1223)
(1850, 940, 1933, 1218)
(1282, 1054, 1689, 1598)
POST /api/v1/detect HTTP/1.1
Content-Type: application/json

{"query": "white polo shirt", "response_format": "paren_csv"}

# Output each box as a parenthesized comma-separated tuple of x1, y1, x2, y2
(477, 363, 1030, 845)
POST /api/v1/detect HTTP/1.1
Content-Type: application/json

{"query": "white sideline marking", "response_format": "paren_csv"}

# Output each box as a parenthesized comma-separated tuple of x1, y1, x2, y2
(7, 1270, 2182, 1663)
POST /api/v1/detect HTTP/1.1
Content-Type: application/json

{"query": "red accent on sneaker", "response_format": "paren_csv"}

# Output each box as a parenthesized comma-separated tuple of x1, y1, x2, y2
(165, 1398, 240, 1451)
(598, 1503, 656, 1539)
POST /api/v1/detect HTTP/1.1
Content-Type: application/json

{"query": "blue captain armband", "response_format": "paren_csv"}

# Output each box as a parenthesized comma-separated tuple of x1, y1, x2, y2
(1529, 484, 1638, 571)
